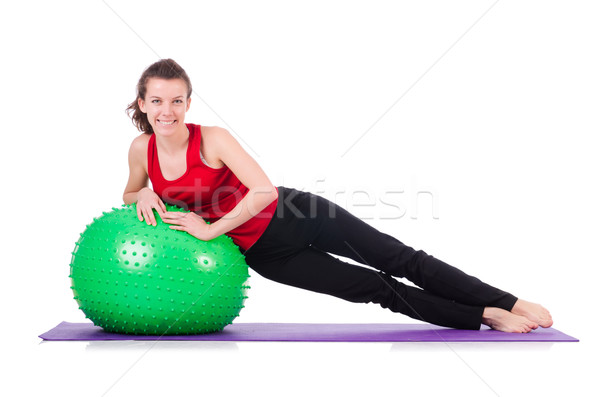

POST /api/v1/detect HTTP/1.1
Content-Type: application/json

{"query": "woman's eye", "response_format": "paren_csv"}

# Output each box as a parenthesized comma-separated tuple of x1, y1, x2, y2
(150, 99, 182, 104)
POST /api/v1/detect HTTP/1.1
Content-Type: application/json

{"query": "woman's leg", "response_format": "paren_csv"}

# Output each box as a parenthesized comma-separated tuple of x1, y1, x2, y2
(246, 244, 485, 330)
(245, 187, 549, 331)
(266, 187, 518, 311)
(244, 187, 486, 329)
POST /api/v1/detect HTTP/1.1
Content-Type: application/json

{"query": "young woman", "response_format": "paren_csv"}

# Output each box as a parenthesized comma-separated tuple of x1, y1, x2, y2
(123, 58, 553, 333)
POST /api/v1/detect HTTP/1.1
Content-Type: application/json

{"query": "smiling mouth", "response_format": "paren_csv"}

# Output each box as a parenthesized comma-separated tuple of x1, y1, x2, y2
(158, 120, 176, 126)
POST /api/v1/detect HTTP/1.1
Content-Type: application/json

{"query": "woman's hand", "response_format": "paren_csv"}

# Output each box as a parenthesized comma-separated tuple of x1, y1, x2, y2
(161, 211, 215, 241)
(136, 187, 167, 226)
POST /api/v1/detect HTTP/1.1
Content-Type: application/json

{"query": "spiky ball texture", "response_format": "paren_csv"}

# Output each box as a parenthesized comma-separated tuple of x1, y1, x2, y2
(69, 204, 250, 335)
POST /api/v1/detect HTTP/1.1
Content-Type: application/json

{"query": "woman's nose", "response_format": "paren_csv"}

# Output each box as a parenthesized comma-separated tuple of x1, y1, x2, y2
(161, 103, 174, 115)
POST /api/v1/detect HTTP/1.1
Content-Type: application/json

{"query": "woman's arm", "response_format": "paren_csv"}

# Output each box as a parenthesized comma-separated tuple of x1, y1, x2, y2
(208, 127, 279, 236)
(162, 127, 278, 240)
(123, 134, 166, 225)
(123, 136, 148, 204)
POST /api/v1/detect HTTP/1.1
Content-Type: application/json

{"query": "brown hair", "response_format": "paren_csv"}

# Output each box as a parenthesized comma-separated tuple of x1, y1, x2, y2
(126, 59, 193, 134)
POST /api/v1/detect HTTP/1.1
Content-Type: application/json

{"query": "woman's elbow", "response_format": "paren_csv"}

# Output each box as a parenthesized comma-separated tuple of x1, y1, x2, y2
(249, 185, 278, 208)
(270, 186, 279, 202)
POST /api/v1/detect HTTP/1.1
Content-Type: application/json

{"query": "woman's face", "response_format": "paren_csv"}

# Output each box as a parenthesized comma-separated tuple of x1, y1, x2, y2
(138, 78, 191, 136)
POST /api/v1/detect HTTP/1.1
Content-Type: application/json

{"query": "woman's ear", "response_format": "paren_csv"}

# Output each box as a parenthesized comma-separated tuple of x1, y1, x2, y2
(186, 97, 191, 112)
(138, 98, 147, 113)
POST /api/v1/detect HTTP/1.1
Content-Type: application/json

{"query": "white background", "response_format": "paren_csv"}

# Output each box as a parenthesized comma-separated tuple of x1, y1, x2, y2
(1, 1, 598, 396)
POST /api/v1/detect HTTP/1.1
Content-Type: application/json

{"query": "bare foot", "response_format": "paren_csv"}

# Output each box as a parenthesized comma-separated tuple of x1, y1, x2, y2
(482, 307, 538, 333)
(511, 299, 553, 328)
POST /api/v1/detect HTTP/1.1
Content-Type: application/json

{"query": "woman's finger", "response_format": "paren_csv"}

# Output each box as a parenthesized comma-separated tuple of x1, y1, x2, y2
(160, 212, 172, 220)
(136, 204, 144, 222)
(148, 209, 157, 226)
(153, 201, 165, 217)
(141, 208, 150, 224)
(143, 208, 156, 226)
(152, 203, 165, 220)
(162, 211, 186, 220)
(159, 200, 167, 214)
(162, 215, 182, 225)
(160, 212, 175, 223)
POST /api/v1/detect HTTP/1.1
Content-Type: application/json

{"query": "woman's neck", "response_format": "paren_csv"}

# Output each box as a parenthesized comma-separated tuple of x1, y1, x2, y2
(155, 124, 190, 156)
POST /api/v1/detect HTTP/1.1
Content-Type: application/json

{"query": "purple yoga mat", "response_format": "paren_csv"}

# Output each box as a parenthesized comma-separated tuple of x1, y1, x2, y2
(39, 322, 578, 342)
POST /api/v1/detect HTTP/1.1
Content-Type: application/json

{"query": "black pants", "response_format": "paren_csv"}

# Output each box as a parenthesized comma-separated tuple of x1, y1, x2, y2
(243, 186, 518, 330)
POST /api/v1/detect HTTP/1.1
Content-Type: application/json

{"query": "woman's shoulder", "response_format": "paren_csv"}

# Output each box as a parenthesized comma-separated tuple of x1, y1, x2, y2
(128, 133, 151, 161)
(199, 125, 235, 148)
(199, 125, 228, 139)
(196, 126, 232, 168)
(130, 133, 151, 148)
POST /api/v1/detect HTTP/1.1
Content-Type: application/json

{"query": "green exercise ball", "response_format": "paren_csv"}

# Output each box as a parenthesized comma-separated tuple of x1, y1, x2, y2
(69, 204, 250, 335)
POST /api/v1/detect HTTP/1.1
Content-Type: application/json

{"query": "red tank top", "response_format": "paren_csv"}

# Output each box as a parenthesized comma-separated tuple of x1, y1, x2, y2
(147, 123, 277, 251)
